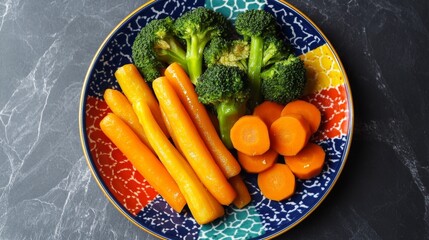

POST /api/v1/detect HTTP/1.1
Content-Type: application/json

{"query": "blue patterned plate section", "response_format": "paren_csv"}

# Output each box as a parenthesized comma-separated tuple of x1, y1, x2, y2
(80, 0, 353, 239)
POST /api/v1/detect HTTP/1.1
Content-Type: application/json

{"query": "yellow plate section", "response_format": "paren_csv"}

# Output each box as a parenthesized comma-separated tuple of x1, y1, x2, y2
(300, 44, 344, 95)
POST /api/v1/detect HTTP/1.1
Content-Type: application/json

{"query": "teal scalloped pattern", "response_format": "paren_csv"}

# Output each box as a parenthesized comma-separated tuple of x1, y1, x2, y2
(205, 0, 265, 20)
(199, 204, 264, 239)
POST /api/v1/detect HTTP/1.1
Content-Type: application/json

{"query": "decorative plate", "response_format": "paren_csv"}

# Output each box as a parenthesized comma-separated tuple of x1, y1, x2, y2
(79, 0, 354, 239)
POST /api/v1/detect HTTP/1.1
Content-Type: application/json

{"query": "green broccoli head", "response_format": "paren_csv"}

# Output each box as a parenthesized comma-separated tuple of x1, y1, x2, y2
(235, 9, 278, 39)
(235, 10, 280, 108)
(174, 7, 232, 42)
(204, 37, 249, 70)
(132, 17, 186, 82)
(261, 54, 306, 104)
(196, 65, 250, 148)
(131, 38, 165, 82)
(196, 65, 249, 105)
(262, 36, 291, 67)
(174, 7, 233, 84)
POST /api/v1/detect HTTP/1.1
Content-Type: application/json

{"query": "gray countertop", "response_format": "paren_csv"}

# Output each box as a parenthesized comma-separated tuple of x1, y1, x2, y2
(1, 0, 428, 239)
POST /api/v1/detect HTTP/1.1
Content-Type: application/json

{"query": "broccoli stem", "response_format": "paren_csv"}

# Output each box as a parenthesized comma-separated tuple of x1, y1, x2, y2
(158, 51, 188, 71)
(156, 37, 188, 72)
(187, 35, 205, 84)
(216, 101, 247, 149)
(247, 36, 264, 108)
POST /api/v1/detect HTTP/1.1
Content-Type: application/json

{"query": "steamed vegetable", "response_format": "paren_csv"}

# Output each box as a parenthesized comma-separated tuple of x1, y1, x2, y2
(114, 64, 169, 137)
(131, 17, 187, 82)
(237, 148, 278, 173)
(257, 163, 296, 201)
(195, 65, 250, 149)
(174, 7, 233, 84)
(269, 113, 311, 156)
(260, 54, 306, 105)
(252, 100, 284, 128)
(230, 115, 270, 156)
(203, 37, 249, 71)
(103, 89, 152, 151)
(229, 175, 251, 209)
(134, 101, 225, 225)
(285, 143, 326, 180)
(235, 9, 278, 106)
(281, 99, 321, 133)
(164, 63, 241, 178)
(152, 76, 237, 206)
(235, 10, 306, 106)
(100, 113, 186, 212)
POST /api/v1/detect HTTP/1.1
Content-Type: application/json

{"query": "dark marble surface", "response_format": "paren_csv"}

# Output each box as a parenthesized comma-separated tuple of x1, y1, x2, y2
(0, 0, 428, 239)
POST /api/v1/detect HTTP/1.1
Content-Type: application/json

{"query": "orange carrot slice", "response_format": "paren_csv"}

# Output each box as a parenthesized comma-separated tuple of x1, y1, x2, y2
(285, 142, 326, 179)
(134, 101, 224, 224)
(237, 148, 278, 173)
(269, 114, 311, 156)
(229, 175, 251, 209)
(257, 163, 296, 201)
(281, 100, 321, 134)
(114, 63, 169, 137)
(165, 62, 241, 178)
(253, 101, 284, 127)
(230, 115, 270, 156)
(152, 76, 237, 206)
(99, 113, 186, 212)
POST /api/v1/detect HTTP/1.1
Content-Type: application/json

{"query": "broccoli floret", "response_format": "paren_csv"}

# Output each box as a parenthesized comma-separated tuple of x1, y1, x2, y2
(132, 17, 187, 82)
(235, 9, 279, 107)
(174, 7, 233, 84)
(262, 36, 291, 67)
(261, 54, 306, 104)
(204, 37, 249, 71)
(195, 65, 250, 149)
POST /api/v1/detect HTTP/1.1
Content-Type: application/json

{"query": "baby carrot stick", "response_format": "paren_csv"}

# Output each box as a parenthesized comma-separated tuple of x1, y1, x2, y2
(134, 101, 224, 224)
(270, 114, 311, 156)
(285, 142, 326, 179)
(230, 115, 270, 156)
(257, 163, 296, 201)
(152, 76, 236, 206)
(159, 106, 183, 153)
(229, 175, 251, 209)
(237, 148, 278, 173)
(103, 89, 152, 151)
(253, 101, 284, 128)
(114, 64, 169, 137)
(164, 62, 241, 178)
(281, 100, 321, 134)
(99, 113, 186, 212)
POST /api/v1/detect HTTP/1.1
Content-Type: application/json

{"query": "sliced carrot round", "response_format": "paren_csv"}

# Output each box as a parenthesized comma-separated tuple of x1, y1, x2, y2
(253, 101, 284, 128)
(285, 142, 326, 179)
(257, 163, 296, 201)
(230, 115, 270, 156)
(281, 100, 321, 134)
(237, 148, 278, 173)
(269, 114, 311, 156)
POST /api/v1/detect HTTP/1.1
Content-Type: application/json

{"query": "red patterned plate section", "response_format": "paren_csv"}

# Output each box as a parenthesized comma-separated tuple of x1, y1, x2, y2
(305, 85, 349, 141)
(300, 44, 349, 141)
(85, 96, 158, 216)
